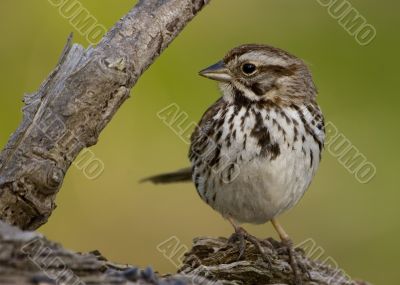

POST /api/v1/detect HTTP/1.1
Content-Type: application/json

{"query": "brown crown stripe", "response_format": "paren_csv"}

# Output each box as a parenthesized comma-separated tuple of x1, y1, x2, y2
(223, 44, 296, 64)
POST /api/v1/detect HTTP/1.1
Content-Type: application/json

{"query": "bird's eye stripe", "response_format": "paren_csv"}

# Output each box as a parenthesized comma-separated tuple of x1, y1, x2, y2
(258, 64, 296, 76)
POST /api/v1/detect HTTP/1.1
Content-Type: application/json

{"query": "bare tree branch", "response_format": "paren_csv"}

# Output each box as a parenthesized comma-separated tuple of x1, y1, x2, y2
(0, 0, 210, 230)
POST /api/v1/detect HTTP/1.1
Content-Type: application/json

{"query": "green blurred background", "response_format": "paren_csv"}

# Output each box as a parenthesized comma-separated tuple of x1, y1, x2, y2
(0, 0, 398, 284)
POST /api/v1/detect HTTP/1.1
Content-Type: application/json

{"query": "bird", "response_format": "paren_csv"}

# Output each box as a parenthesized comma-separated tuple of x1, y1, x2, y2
(143, 44, 325, 283)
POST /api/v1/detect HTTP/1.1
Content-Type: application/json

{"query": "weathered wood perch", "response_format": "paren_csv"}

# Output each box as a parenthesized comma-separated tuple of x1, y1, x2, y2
(0, 221, 370, 285)
(0, 0, 371, 284)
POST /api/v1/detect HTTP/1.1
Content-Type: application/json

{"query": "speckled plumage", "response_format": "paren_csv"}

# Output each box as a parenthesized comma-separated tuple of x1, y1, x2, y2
(189, 44, 325, 225)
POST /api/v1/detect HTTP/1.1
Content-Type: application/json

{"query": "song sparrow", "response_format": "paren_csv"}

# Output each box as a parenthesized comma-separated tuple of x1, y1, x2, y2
(144, 44, 325, 283)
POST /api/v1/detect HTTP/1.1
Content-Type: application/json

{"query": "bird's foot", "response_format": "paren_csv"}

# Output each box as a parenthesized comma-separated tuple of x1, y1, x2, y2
(277, 238, 309, 285)
(227, 227, 272, 266)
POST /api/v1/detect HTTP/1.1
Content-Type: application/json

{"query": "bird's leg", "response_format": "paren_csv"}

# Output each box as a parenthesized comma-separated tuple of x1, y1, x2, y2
(227, 218, 247, 259)
(227, 218, 272, 265)
(271, 218, 305, 285)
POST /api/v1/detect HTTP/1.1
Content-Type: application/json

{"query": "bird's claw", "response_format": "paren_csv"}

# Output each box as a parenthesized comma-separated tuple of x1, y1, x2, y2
(227, 227, 247, 260)
(227, 227, 273, 267)
(278, 238, 310, 285)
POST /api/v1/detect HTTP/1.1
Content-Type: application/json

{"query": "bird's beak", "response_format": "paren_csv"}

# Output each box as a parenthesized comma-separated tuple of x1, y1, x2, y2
(199, 61, 232, 82)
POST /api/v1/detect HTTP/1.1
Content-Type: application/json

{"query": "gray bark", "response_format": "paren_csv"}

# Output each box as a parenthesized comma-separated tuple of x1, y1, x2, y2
(0, 0, 210, 230)
(0, 221, 371, 285)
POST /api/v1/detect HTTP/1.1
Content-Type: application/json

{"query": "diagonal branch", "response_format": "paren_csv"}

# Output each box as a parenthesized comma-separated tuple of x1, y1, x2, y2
(0, 0, 210, 230)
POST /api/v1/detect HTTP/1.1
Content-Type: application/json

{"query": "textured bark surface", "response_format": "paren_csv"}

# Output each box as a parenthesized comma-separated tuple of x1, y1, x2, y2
(180, 237, 371, 285)
(0, 221, 186, 285)
(0, 221, 370, 285)
(0, 0, 210, 230)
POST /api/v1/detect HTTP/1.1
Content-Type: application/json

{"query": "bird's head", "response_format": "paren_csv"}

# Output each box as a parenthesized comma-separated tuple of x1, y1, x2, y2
(199, 44, 317, 105)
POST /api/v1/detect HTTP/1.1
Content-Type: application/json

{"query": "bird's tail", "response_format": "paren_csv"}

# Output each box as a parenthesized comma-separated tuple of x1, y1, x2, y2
(140, 167, 192, 184)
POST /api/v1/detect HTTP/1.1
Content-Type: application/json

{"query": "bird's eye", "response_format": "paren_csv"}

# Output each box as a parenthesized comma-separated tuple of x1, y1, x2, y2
(241, 63, 257, 75)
